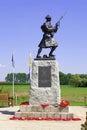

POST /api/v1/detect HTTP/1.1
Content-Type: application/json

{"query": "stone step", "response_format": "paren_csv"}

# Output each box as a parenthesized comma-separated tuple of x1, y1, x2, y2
(15, 111, 73, 119)
(20, 105, 69, 113)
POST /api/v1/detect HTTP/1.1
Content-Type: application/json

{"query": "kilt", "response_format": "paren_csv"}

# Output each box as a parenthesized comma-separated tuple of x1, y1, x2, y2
(38, 37, 58, 48)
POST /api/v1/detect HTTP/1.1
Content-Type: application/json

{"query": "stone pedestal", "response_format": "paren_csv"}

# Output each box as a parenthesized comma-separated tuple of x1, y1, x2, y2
(15, 105, 74, 119)
(29, 59, 61, 105)
(14, 59, 74, 119)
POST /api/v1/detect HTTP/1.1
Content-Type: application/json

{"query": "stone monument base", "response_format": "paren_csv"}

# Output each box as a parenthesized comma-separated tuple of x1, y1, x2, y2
(15, 105, 74, 119)
(14, 59, 74, 120)
(29, 59, 61, 105)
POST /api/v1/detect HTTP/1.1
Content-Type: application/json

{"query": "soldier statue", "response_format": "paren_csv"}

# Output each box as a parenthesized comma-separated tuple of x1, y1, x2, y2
(36, 15, 62, 58)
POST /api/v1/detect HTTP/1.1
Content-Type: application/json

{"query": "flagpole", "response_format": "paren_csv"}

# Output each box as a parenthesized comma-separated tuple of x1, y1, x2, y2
(12, 67, 14, 98)
(12, 52, 15, 98)
(29, 66, 31, 82)
(29, 52, 32, 82)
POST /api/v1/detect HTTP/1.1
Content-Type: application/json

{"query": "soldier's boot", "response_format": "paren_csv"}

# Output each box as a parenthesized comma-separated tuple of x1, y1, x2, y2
(36, 47, 42, 58)
(49, 46, 57, 57)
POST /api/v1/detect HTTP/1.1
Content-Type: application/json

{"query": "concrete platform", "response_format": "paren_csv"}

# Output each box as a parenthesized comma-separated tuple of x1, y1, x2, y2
(15, 105, 73, 119)
(0, 106, 86, 130)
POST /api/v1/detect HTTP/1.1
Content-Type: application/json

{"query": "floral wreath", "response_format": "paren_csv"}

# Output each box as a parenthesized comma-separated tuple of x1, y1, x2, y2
(59, 100, 70, 107)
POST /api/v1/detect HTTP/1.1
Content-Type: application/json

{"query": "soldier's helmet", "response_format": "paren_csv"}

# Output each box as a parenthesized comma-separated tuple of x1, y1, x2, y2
(45, 15, 51, 20)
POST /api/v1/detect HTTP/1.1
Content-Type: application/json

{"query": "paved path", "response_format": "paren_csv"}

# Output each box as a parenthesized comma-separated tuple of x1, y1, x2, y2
(0, 106, 87, 130)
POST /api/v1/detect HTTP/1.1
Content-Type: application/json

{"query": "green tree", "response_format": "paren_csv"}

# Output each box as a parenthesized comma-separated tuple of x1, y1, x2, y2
(5, 73, 29, 82)
(77, 79, 87, 87)
(16, 73, 28, 82)
(59, 72, 67, 85)
(68, 74, 81, 86)
(59, 72, 82, 86)
(5, 73, 14, 82)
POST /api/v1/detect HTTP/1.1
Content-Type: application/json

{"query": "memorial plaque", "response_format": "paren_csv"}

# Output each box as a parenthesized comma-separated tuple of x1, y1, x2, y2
(38, 66, 51, 87)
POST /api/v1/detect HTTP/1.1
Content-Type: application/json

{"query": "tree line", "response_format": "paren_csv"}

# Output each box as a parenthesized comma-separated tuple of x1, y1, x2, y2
(5, 72, 87, 87)
(59, 72, 87, 87)
(5, 73, 29, 83)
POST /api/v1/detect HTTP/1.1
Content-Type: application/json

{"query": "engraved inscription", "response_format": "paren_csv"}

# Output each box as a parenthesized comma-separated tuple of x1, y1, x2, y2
(38, 66, 51, 87)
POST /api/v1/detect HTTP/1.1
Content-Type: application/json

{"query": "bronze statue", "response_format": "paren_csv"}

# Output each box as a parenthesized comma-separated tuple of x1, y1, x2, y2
(36, 15, 63, 58)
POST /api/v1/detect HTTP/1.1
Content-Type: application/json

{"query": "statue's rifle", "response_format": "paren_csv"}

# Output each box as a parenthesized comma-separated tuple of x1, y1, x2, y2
(56, 11, 67, 27)
(56, 16, 63, 26)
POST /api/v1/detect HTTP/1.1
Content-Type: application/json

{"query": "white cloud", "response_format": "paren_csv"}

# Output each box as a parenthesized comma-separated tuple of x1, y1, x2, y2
(0, 64, 6, 68)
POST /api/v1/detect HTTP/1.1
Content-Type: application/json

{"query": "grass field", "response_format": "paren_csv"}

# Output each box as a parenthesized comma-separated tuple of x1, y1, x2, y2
(0, 84, 29, 106)
(0, 84, 87, 106)
(61, 85, 87, 106)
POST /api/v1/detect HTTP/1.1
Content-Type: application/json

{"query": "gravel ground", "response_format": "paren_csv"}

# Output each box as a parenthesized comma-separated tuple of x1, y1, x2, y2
(0, 106, 87, 130)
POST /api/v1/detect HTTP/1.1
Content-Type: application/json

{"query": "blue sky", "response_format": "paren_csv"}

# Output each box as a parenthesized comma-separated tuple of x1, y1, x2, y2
(0, 0, 87, 81)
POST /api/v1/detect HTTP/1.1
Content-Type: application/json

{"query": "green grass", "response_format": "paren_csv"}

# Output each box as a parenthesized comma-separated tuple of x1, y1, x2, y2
(61, 85, 87, 106)
(0, 84, 87, 106)
(0, 84, 29, 93)
(0, 84, 29, 106)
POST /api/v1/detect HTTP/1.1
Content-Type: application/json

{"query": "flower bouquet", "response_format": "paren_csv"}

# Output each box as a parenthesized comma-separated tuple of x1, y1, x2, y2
(20, 101, 29, 105)
(40, 103, 49, 107)
(59, 100, 70, 107)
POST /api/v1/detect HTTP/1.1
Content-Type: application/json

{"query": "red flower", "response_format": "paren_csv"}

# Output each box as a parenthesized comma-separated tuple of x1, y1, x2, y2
(41, 103, 49, 107)
(10, 117, 81, 121)
(20, 101, 29, 105)
(62, 118, 71, 121)
(10, 117, 19, 120)
(72, 118, 81, 121)
(59, 100, 70, 107)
